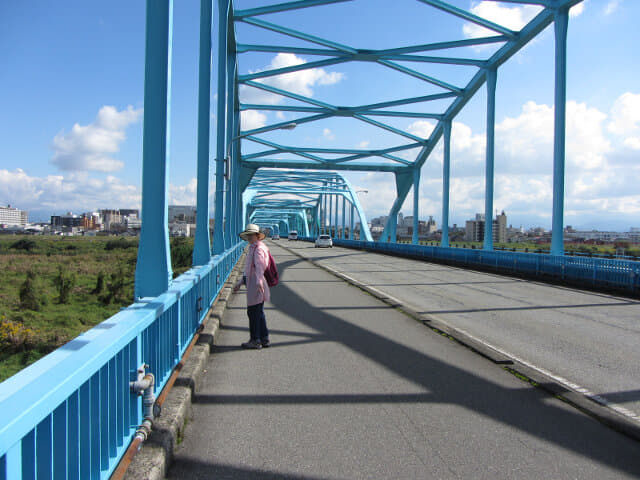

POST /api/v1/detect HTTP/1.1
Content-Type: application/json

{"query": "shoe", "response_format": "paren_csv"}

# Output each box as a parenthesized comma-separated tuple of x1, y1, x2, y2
(261, 338, 270, 348)
(241, 339, 262, 349)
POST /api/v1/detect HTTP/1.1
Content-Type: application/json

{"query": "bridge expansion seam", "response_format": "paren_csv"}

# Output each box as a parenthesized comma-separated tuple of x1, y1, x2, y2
(278, 241, 640, 444)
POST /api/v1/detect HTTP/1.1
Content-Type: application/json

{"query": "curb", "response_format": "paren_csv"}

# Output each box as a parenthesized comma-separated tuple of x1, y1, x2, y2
(278, 241, 640, 444)
(122, 251, 247, 480)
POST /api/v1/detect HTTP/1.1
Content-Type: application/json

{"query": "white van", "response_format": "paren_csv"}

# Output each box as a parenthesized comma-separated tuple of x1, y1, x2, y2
(288, 230, 298, 240)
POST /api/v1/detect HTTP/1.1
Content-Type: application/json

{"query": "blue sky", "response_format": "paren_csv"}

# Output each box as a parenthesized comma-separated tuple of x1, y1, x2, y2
(1, 0, 639, 230)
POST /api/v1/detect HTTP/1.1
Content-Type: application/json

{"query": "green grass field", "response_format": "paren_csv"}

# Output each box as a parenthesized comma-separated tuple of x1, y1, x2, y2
(0, 235, 194, 382)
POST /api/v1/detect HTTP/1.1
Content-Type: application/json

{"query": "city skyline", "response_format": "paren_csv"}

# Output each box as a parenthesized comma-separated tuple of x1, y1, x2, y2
(1, 1, 639, 230)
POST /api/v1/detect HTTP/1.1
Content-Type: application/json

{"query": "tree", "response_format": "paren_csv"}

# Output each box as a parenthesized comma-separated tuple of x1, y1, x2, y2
(53, 267, 75, 304)
(19, 271, 40, 311)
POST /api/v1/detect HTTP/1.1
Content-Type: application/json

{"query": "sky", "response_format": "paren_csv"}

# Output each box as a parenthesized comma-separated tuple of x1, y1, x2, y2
(0, 0, 639, 231)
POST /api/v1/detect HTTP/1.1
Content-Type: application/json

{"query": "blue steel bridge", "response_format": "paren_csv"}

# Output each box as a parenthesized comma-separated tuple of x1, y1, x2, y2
(3, 0, 640, 478)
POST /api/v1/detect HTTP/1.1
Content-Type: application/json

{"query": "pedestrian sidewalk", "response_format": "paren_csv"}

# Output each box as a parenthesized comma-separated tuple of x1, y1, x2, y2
(167, 243, 640, 479)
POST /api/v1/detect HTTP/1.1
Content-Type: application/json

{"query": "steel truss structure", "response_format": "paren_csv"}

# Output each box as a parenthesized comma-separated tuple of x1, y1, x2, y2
(244, 170, 374, 240)
(133, 0, 583, 298)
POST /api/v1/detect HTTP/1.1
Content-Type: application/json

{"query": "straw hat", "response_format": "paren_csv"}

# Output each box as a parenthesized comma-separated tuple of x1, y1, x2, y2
(239, 223, 266, 241)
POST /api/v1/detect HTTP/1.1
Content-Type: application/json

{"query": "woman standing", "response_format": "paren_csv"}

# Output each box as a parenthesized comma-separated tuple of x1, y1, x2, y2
(234, 224, 271, 349)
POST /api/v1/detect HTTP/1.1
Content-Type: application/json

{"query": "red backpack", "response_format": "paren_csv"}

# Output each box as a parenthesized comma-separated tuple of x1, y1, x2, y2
(263, 250, 279, 287)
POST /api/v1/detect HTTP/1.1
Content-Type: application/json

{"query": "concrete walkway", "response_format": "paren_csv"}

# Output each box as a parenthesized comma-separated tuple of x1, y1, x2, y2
(167, 243, 640, 479)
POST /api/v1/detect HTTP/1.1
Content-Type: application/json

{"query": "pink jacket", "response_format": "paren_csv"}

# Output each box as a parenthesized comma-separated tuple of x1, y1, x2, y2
(244, 240, 271, 306)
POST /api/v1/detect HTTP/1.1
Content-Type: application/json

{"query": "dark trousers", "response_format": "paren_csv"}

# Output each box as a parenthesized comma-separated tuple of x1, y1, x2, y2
(247, 302, 269, 341)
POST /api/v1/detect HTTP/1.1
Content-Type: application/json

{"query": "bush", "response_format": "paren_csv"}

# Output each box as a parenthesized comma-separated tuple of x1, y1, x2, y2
(92, 272, 105, 294)
(53, 267, 76, 304)
(19, 271, 40, 311)
(10, 238, 36, 251)
(105, 238, 134, 251)
(100, 267, 126, 305)
(0, 317, 36, 353)
(171, 237, 193, 271)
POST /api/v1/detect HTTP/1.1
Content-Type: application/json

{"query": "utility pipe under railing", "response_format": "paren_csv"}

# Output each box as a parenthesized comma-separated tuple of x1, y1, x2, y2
(111, 366, 157, 480)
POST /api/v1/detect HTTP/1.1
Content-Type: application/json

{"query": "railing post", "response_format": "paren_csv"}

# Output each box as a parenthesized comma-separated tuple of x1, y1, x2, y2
(213, 0, 229, 254)
(193, 0, 213, 266)
(483, 67, 497, 251)
(135, 0, 174, 298)
(551, 8, 569, 256)
(441, 119, 451, 247)
(412, 167, 420, 245)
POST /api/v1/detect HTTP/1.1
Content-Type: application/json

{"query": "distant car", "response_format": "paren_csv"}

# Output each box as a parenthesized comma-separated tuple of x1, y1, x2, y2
(272, 233, 280, 240)
(288, 231, 298, 240)
(315, 234, 333, 248)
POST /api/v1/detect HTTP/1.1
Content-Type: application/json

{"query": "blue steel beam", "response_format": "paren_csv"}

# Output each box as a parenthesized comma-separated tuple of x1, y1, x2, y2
(376, 0, 583, 238)
(234, 0, 353, 20)
(213, 0, 229, 254)
(193, 0, 212, 266)
(551, 8, 569, 255)
(417, 0, 517, 38)
(484, 68, 497, 251)
(135, 0, 173, 298)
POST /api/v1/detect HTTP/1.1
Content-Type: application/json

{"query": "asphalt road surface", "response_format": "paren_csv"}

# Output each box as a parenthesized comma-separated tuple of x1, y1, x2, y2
(284, 241, 640, 423)
(167, 243, 640, 479)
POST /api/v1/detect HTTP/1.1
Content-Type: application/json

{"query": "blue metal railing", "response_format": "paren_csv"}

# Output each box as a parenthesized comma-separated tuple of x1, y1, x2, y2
(0, 242, 245, 480)
(299, 237, 640, 296)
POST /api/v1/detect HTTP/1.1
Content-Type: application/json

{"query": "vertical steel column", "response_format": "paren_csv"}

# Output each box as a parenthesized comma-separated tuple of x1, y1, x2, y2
(389, 214, 397, 244)
(333, 194, 340, 238)
(328, 194, 333, 237)
(483, 68, 497, 251)
(323, 193, 327, 234)
(135, 0, 173, 298)
(213, 0, 228, 254)
(193, 0, 212, 266)
(350, 203, 354, 239)
(341, 194, 346, 239)
(441, 119, 451, 247)
(412, 167, 420, 245)
(224, 49, 236, 249)
(551, 9, 569, 256)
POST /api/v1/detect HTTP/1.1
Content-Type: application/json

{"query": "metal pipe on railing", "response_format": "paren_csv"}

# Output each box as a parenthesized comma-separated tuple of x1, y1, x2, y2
(111, 367, 157, 480)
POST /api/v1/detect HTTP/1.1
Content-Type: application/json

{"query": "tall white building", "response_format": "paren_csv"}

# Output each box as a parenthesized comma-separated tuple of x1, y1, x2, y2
(0, 205, 28, 227)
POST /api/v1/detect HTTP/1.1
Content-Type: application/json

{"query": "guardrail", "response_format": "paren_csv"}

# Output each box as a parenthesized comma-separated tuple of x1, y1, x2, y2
(299, 237, 640, 296)
(0, 242, 245, 480)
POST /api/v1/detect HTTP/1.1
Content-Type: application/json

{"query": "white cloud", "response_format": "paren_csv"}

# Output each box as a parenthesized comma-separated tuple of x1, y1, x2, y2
(323, 128, 335, 140)
(608, 92, 640, 150)
(51, 105, 141, 172)
(0, 168, 140, 213)
(241, 110, 267, 131)
(348, 93, 638, 229)
(407, 120, 436, 139)
(462, 2, 541, 38)
(169, 178, 198, 205)
(570, 1, 585, 17)
(605, 0, 620, 15)
(358, 140, 370, 149)
(239, 53, 344, 105)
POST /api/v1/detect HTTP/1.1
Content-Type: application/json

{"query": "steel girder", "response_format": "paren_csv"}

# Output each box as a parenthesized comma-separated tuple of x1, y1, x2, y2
(243, 169, 373, 241)
(218, 0, 582, 252)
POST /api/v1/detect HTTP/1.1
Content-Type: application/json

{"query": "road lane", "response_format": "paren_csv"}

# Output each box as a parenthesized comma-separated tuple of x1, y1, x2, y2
(283, 241, 640, 422)
(168, 243, 640, 479)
